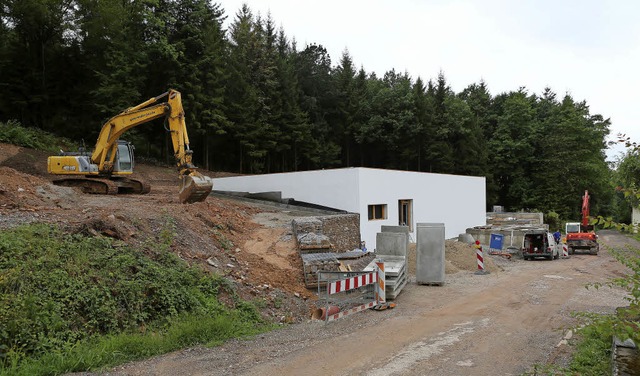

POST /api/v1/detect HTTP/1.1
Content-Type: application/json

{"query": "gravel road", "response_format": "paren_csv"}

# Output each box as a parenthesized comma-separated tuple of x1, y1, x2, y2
(89, 230, 635, 376)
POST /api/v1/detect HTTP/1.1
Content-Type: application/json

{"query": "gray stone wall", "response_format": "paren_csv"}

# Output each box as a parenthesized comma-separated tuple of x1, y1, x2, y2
(292, 213, 361, 253)
(319, 214, 361, 252)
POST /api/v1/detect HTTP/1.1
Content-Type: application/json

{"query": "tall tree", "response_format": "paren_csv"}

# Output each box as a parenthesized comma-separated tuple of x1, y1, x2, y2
(171, 0, 229, 169)
(489, 88, 538, 210)
(0, 0, 83, 131)
(226, 4, 261, 172)
(271, 28, 311, 172)
(295, 43, 339, 169)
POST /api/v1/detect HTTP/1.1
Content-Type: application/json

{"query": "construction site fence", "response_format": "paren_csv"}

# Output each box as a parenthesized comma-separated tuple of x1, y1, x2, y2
(315, 263, 384, 323)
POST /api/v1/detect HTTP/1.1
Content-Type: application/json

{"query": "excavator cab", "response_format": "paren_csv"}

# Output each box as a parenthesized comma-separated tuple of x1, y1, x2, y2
(114, 140, 134, 173)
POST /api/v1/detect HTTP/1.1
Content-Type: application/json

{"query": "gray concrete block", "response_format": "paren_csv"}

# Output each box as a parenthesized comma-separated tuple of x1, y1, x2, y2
(376, 232, 407, 257)
(381, 225, 410, 233)
(416, 223, 445, 285)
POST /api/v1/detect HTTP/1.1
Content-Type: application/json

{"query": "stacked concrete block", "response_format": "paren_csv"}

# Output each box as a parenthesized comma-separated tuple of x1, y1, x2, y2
(369, 228, 410, 299)
(292, 214, 363, 289)
(364, 256, 407, 300)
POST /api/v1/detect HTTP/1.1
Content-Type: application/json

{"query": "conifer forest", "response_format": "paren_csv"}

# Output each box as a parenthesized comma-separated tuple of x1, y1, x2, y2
(0, 1, 622, 219)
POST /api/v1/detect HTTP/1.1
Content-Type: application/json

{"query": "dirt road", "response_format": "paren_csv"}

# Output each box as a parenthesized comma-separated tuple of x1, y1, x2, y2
(102, 230, 634, 376)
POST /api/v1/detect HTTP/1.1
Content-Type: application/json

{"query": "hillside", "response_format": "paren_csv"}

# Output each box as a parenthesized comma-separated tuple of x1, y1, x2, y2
(0, 143, 316, 323)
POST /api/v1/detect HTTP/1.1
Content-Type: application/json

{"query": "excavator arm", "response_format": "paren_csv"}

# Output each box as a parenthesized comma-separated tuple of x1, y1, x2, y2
(92, 90, 195, 172)
(581, 190, 590, 228)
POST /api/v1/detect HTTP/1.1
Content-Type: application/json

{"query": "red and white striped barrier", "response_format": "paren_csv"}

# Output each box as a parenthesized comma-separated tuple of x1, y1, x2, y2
(474, 240, 489, 275)
(562, 244, 569, 258)
(375, 261, 386, 304)
(328, 272, 377, 295)
(327, 301, 376, 322)
(322, 261, 387, 322)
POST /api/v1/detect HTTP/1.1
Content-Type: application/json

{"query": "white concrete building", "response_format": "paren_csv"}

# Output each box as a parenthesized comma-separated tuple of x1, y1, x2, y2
(212, 168, 486, 250)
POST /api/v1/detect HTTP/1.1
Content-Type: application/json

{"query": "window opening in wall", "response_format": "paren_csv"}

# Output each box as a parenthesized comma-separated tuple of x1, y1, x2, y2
(368, 204, 387, 220)
(398, 199, 413, 231)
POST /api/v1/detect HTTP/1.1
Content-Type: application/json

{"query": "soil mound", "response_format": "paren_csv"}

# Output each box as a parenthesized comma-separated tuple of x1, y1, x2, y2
(407, 240, 500, 275)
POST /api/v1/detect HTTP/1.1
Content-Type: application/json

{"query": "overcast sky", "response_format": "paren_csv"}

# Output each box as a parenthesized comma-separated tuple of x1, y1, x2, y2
(218, 0, 640, 161)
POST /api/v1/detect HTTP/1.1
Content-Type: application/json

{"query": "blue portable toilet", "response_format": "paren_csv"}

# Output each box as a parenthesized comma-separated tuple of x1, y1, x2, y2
(489, 233, 504, 251)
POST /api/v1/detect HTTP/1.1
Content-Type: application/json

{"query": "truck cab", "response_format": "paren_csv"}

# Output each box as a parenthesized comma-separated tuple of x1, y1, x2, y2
(522, 230, 560, 260)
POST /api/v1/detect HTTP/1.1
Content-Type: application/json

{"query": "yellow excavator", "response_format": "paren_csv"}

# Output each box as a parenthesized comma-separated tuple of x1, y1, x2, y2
(47, 89, 213, 203)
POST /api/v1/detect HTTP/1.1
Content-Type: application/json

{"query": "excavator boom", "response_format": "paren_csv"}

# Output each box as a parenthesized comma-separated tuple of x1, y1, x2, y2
(581, 190, 590, 228)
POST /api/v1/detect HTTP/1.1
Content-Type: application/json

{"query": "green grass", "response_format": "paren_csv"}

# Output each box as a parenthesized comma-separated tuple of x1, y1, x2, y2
(1, 313, 269, 376)
(565, 323, 612, 375)
(0, 223, 272, 375)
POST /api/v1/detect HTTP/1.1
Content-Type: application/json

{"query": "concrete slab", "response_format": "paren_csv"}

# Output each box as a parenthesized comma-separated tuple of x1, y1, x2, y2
(387, 276, 408, 300)
(376, 232, 407, 257)
(364, 256, 406, 276)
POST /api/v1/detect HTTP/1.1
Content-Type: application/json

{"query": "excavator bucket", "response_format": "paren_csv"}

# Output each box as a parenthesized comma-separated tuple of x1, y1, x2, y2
(179, 173, 213, 203)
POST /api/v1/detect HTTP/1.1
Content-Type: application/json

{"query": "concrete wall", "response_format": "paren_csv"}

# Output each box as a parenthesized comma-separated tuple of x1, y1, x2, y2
(486, 212, 544, 226)
(466, 225, 549, 250)
(213, 168, 486, 251)
(212, 169, 361, 212)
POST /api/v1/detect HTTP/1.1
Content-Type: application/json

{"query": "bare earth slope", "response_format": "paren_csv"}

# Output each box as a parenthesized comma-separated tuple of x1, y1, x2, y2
(0, 144, 316, 322)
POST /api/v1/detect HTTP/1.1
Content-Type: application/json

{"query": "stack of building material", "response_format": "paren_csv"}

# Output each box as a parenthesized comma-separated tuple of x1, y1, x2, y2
(336, 250, 376, 271)
(364, 255, 407, 299)
(363, 226, 410, 299)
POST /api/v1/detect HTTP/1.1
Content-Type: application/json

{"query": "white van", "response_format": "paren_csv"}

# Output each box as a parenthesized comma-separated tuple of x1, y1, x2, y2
(522, 230, 560, 261)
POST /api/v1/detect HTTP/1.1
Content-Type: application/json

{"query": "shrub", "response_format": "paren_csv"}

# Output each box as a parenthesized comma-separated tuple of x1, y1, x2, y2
(0, 120, 76, 152)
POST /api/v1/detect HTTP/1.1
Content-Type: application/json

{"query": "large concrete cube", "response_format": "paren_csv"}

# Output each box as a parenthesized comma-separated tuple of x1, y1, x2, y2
(416, 223, 445, 285)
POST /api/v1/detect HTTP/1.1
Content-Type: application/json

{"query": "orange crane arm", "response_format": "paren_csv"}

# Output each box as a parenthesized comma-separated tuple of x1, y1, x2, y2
(581, 190, 590, 228)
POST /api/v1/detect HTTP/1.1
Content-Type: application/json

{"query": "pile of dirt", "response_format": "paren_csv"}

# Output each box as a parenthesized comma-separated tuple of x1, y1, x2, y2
(444, 240, 500, 273)
(407, 240, 501, 275)
(0, 166, 62, 209)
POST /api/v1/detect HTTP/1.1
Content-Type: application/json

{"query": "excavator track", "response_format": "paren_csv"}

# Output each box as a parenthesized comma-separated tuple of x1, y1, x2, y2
(111, 177, 151, 194)
(52, 176, 151, 195)
(53, 177, 118, 195)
